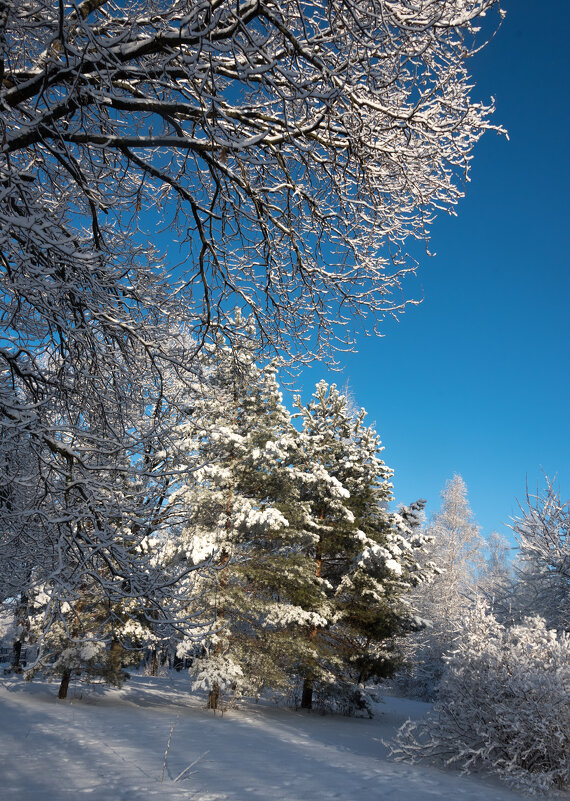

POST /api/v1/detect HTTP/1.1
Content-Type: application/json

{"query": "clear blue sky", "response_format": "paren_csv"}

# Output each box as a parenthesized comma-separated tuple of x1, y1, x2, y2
(294, 0, 570, 545)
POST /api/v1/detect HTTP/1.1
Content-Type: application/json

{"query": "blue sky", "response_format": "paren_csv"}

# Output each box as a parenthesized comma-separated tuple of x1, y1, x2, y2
(294, 0, 570, 545)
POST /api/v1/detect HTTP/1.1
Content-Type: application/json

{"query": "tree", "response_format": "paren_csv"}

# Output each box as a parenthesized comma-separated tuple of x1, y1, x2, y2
(163, 322, 323, 709)
(25, 577, 148, 698)
(1, 0, 504, 362)
(397, 474, 486, 698)
(0, 416, 41, 607)
(167, 371, 431, 714)
(510, 477, 569, 632)
(0, 327, 211, 695)
(291, 381, 432, 714)
(0, 0, 504, 686)
(477, 529, 514, 623)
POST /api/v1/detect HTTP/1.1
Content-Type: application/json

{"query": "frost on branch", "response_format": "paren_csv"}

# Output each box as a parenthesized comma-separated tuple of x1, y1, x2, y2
(0, 0, 504, 679)
(391, 601, 570, 794)
(1, 0, 504, 360)
(393, 475, 486, 700)
(510, 476, 569, 632)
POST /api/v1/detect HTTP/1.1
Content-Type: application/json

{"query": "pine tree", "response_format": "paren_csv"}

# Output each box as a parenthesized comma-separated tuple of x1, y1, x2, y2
(290, 382, 431, 714)
(168, 366, 430, 714)
(26, 577, 148, 697)
(167, 320, 323, 708)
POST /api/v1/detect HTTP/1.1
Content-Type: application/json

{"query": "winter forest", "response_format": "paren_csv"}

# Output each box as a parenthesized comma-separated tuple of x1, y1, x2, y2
(0, 1, 568, 800)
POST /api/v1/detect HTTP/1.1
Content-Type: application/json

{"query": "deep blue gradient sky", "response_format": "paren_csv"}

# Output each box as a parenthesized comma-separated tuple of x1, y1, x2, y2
(294, 0, 570, 544)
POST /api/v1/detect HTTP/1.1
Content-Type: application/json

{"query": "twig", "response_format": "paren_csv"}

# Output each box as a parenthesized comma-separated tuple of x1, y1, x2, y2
(173, 751, 210, 783)
(161, 717, 179, 783)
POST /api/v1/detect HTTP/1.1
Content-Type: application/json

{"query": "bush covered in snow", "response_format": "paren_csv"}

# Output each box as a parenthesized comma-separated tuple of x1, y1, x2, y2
(392, 601, 570, 794)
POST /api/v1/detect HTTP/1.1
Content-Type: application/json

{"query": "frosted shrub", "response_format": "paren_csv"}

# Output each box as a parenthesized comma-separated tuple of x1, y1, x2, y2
(392, 601, 570, 794)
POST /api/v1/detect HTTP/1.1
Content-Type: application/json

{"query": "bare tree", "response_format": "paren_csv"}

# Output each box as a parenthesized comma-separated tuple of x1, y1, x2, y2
(1, 0, 504, 361)
(396, 474, 486, 698)
(510, 477, 569, 632)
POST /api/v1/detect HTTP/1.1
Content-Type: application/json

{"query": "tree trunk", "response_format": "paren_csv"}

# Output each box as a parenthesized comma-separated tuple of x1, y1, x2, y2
(11, 639, 23, 673)
(150, 646, 158, 677)
(11, 591, 29, 674)
(302, 617, 320, 710)
(208, 546, 229, 713)
(58, 669, 72, 699)
(109, 639, 124, 685)
(301, 678, 313, 710)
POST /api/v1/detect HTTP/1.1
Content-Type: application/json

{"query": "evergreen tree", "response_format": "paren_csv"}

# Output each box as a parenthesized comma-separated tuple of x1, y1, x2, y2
(168, 365, 431, 714)
(26, 580, 147, 698)
(291, 382, 431, 714)
(167, 320, 323, 708)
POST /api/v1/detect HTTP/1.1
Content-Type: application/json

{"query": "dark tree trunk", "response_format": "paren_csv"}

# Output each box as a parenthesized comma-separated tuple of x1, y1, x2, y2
(11, 639, 23, 673)
(58, 668, 72, 699)
(11, 592, 29, 674)
(301, 535, 322, 712)
(301, 678, 313, 710)
(109, 639, 124, 685)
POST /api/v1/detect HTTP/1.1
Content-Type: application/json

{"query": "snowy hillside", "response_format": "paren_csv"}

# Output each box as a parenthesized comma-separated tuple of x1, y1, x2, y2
(0, 672, 555, 801)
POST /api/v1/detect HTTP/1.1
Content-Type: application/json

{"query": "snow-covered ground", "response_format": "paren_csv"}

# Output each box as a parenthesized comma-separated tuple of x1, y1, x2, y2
(0, 672, 559, 801)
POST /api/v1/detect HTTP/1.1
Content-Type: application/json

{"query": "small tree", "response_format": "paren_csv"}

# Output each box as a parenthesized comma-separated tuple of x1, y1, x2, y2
(510, 477, 569, 632)
(396, 474, 486, 699)
(26, 581, 148, 698)
(7, 346, 207, 697)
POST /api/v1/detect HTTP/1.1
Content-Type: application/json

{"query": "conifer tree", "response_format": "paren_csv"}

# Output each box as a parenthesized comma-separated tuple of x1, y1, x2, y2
(167, 319, 323, 708)
(26, 581, 148, 698)
(168, 363, 431, 714)
(291, 382, 431, 713)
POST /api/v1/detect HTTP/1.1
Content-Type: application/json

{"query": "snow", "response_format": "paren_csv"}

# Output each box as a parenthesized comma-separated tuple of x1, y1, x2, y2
(0, 672, 550, 801)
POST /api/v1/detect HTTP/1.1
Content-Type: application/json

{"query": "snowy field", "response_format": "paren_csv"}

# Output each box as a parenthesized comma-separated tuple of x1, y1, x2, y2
(0, 672, 562, 801)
